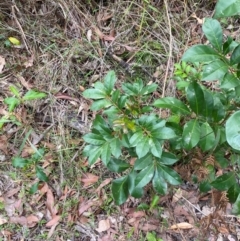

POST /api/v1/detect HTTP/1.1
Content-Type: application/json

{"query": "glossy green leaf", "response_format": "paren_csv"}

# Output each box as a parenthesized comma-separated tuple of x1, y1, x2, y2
(107, 158, 130, 172)
(223, 36, 238, 55)
(135, 164, 155, 188)
(36, 166, 48, 182)
(12, 157, 30, 168)
(83, 133, 105, 145)
(112, 176, 129, 205)
(199, 180, 211, 193)
(232, 193, 240, 215)
(202, 60, 228, 81)
(212, 96, 225, 122)
(186, 82, 204, 115)
(136, 137, 150, 158)
(84, 145, 102, 165)
(202, 18, 222, 51)
(226, 111, 240, 150)
(153, 97, 190, 115)
(91, 99, 112, 111)
(22, 90, 46, 101)
(152, 169, 167, 195)
(201, 90, 214, 119)
(230, 44, 240, 65)
(128, 171, 144, 198)
(134, 154, 152, 170)
(228, 184, 240, 203)
(214, 0, 240, 18)
(141, 83, 158, 95)
(110, 138, 122, 158)
(9, 85, 20, 97)
(82, 88, 106, 99)
(182, 119, 201, 150)
(157, 165, 182, 185)
(101, 143, 111, 165)
(149, 138, 162, 158)
(160, 152, 178, 165)
(29, 182, 39, 194)
(152, 127, 176, 140)
(129, 131, 143, 146)
(182, 45, 221, 63)
(199, 122, 215, 151)
(211, 172, 236, 191)
(104, 70, 117, 94)
(4, 97, 20, 112)
(221, 73, 240, 89)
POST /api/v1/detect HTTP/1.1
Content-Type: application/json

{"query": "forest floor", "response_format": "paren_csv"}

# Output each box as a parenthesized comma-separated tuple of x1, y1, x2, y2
(0, 0, 239, 240)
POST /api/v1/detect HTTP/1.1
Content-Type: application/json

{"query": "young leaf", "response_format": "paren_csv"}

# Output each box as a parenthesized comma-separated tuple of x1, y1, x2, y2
(8, 37, 21, 45)
(4, 97, 20, 112)
(135, 164, 155, 188)
(152, 169, 167, 195)
(211, 172, 236, 191)
(104, 70, 116, 94)
(12, 157, 30, 168)
(230, 44, 240, 65)
(226, 110, 240, 150)
(36, 166, 48, 182)
(186, 82, 204, 115)
(112, 176, 129, 205)
(22, 90, 46, 101)
(107, 158, 130, 173)
(202, 18, 223, 51)
(9, 86, 20, 97)
(202, 60, 228, 81)
(182, 45, 221, 63)
(129, 131, 144, 146)
(199, 122, 215, 151)
(214, 0, 240, 18)
(182, 119, 201, 150)
(157, 165, 182, 185)
(153, 97, 190, 115)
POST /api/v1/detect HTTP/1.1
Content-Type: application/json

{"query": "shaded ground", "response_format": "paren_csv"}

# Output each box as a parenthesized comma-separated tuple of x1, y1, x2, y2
(0, 0, 239, 240)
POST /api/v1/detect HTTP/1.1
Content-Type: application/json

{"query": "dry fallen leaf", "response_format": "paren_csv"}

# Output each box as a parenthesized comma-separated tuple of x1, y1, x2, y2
(170, 222, 193, 230)
(96, 219, 111, 232)
(0, 215, 8, 225)
(46, 215, 61, 227)
(0, 56, 6, 73)
(81, 173, 99, 187)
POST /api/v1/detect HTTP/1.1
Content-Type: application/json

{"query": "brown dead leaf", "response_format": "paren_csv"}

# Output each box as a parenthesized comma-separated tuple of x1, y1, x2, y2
(81, 173, 99, 187)
(96, 178, 112, 194)
(139, 223, 158, 231)
(10, 216, 27, 226)
(23, 54, 34, 68)
(0, 56, 6, 73)
(46, 215, 61, 227)
(16, 75, 33, 90)
(0, 135, 8, 154)
(78, 199, 97, 216)
(218, 226, 229, 234)
(98, 234, 113, 241)
(191, 13, 204, 25)
(170, 222, 193, 230)
(26, 215, 39, 227)
(46, 188, 57, 216)
(96, 219, 111, 233)
(0, 215, 8, 225)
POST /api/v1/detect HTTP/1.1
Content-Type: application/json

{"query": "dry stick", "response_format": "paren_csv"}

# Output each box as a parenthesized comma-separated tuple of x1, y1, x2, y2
(11, 5, 31, 55)
(162, 0, 173, 98)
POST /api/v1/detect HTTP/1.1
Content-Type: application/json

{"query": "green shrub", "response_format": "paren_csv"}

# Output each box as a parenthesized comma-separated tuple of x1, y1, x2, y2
(82, 0, 240, 213)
